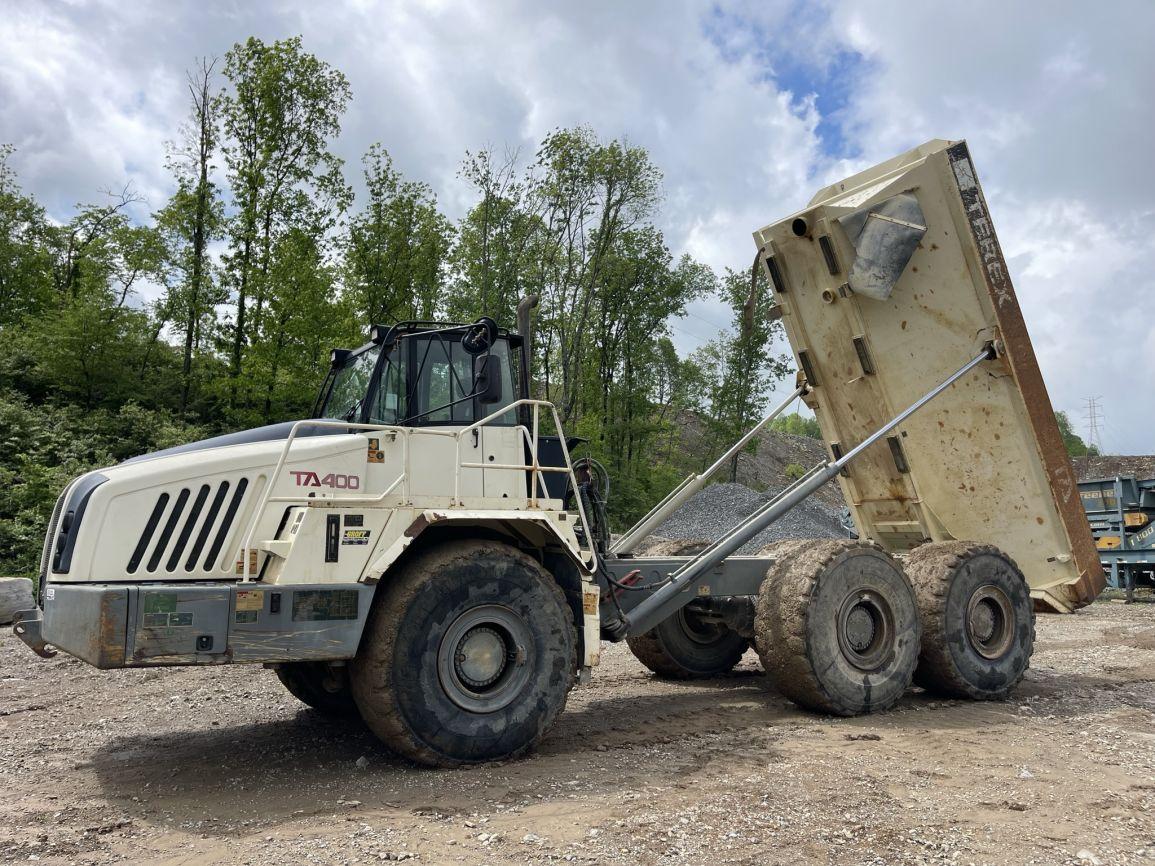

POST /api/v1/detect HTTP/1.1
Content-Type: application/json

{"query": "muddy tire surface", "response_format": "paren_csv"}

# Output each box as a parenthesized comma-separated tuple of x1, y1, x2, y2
(626, 607, 749, 679)
(755, 539, 920, 716)
(350, 539, 576, 767)
(906, 541, 1035, 699)
(625, 538, 748, 679)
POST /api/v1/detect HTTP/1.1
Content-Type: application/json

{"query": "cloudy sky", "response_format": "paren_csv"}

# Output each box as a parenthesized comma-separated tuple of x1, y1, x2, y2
(2, 1, 1152, 453)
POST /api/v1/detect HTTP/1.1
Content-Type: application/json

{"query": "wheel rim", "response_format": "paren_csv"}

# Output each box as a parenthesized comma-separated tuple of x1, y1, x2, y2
(674, 607, 727, 646)
(836, 589, 895, 671)
(437, 604, 532, 714)
(966, 584, 1015, 659)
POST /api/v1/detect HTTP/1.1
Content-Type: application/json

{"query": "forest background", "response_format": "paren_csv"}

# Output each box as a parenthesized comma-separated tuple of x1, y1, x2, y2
(0, 36, 1097, 577)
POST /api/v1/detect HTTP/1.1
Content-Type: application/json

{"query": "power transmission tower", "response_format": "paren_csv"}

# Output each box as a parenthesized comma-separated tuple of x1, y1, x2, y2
(1083, 396, 1103, 453)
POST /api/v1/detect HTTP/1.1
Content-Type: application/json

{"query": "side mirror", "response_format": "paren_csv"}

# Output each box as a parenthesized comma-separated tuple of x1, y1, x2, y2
(462, 316, 498, 356)
(475, 355, 504, 405)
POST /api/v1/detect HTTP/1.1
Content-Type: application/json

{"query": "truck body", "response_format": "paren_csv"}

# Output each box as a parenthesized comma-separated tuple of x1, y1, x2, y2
(14, 141, 1095, 766)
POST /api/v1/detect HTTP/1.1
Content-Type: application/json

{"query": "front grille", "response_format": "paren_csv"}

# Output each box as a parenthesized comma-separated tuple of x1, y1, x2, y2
(127, 477, 250, 574)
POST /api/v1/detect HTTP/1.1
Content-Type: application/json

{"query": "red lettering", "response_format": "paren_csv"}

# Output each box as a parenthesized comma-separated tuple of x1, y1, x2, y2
(290, 470, 360, 489)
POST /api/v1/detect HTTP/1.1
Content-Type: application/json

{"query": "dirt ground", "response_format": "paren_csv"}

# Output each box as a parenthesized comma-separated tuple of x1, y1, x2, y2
(2, 601, 1155, 866)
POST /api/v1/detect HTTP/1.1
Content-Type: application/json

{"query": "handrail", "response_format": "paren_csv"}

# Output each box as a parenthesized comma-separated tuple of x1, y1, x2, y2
(450, 399, 598, 570)
(238, 401, 596, 581)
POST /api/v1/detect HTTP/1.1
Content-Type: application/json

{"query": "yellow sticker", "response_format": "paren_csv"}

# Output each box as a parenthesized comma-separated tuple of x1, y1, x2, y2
(342, 529, 371, 546)
(235, 590, 263, 612)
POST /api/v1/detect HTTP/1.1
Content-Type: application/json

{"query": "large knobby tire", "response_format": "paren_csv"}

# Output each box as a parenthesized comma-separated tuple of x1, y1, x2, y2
(276, 662, 360, 718)
(349, 540, 576, 767)
(755, 539, 921, 716)
(626, 606, 749, 679)
(626, 538, 748, 679)
(906, 541, 1035, 700)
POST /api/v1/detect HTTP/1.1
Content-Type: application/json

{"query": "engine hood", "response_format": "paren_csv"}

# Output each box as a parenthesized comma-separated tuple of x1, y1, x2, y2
(122, 419, 346, 465)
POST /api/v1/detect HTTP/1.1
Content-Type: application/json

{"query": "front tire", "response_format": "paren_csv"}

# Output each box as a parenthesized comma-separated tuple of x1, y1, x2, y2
(349, 540, 577, 767)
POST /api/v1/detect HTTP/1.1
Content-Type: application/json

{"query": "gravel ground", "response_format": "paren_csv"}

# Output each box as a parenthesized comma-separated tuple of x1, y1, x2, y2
(645, 482, 851, 553)
(3, 600, 1155, 865)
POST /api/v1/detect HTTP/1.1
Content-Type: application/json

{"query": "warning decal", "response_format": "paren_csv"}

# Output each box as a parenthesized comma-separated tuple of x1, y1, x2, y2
(342, 529, 370, 546)
(235, 590, 263, 611)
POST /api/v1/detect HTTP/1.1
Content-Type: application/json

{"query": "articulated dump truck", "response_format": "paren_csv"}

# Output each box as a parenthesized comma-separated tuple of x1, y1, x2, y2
(14, 140, 1103, 766)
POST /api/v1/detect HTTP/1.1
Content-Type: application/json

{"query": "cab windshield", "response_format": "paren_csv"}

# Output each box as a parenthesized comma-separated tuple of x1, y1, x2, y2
(317, 332, 516, 427)
(323, 345, 381, 421)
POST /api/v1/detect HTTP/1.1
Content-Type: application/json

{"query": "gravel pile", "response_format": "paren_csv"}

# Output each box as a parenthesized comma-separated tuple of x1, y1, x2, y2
(648, 481, 851, 553)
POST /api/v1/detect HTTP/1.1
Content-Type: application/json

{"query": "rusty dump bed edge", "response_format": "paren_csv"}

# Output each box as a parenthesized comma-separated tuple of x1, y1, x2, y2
(752, 139, 1104, 612)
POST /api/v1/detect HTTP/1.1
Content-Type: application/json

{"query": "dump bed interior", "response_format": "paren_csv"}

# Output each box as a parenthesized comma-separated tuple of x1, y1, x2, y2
(752, 139, 1103, 612)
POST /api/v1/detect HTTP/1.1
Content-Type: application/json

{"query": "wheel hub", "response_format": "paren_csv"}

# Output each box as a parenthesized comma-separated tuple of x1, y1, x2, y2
(966, 584, 1014, 659)
(438, 604, 532, 714)
(676, 607, 727, 646)
(836, 590, 894, 671)
(845, 606, 877, 653)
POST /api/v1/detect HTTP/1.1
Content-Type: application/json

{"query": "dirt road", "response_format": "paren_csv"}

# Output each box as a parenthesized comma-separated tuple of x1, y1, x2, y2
(2, 601, 1154, 865)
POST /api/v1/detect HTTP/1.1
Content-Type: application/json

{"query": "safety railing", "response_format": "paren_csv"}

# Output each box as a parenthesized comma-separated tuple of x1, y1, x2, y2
(238, 400, 596, 581)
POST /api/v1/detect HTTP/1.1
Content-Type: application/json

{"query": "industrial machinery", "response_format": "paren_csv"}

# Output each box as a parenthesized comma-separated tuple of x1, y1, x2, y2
(13, 140, 1103, 767)
(1079, 476, 1155, 599)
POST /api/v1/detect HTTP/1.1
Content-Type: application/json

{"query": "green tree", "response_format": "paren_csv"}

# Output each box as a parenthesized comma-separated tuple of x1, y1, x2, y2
(23, 218, 170, 408)
(528, 127, 663, 423)
(1055, 410, 1100, 457)
(448, 149, 538, 325)
(0, 145, 54, 324)
(695, 265, 791, 480)
(346, 144, 454, 325)
(770, 412, 821, 439)
(218, 35, 352, 413)
(247, 192, 358, 422)
(156, 58, 225, 413)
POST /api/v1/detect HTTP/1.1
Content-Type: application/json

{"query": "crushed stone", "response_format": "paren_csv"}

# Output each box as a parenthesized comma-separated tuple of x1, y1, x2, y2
(645, 481, 851, 553)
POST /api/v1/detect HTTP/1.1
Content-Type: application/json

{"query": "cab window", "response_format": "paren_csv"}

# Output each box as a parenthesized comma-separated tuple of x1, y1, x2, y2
(367, 346, 407, 425)
(407, 336, 517, 426)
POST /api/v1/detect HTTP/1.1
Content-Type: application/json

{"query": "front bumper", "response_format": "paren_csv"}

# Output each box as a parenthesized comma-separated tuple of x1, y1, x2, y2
(12, 582, 373, 669)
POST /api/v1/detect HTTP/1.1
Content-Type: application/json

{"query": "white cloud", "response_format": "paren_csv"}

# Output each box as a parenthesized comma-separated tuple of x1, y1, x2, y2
(1, 0, 1151, 452)
(822, 0, 1155, 453)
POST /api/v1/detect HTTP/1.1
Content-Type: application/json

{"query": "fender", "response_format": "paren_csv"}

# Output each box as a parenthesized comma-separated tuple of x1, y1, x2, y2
(362, 508, 593, 583)
(361, 508, 600, 669)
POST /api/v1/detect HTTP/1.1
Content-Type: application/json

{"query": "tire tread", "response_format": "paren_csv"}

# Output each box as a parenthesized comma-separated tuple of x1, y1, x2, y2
(907, 541, 1036, 699)
(350, 539, 576, 767)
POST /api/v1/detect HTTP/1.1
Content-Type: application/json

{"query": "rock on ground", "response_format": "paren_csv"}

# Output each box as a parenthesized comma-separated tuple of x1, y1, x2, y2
(642, 481, 851, 553)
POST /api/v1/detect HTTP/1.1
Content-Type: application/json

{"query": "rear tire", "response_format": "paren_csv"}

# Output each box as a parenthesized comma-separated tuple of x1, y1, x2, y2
(626, 538, 748, 678)
(755, 539, 920, 716)
(275, 662, 359, 718)
(906, 542, 1034, 699)
(626, 606, 749, 679)
(349, 540, 577, 767)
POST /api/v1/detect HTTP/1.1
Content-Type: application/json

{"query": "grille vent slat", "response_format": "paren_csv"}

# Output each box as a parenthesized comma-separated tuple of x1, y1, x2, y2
(125, 478, 251, 575)
(147, 488, 190, 573)
(127, 493, 170, 574)
(167, 484, 210, 573)
(186, 481, 230, 571)
(205, 477, 249, 571)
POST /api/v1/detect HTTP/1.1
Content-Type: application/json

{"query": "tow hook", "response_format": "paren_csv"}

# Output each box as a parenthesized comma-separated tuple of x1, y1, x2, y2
(12, 609, 56, 659)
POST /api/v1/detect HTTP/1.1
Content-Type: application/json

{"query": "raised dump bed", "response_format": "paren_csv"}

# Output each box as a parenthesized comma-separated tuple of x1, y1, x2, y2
(751, 139, 1103, 612)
